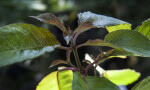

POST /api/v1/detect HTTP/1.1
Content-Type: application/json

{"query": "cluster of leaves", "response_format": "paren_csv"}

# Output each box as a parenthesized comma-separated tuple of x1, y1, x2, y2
(0, 11, 150, 90)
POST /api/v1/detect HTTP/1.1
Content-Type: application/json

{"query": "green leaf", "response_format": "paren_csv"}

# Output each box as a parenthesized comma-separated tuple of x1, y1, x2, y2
(30, 13, 67, 32)
(131, 76, 150, 90)
(0, 23, 60, 67)
(72, 72, 87, 90)
(104, 69, 140, 85)
(78, 11, 131, 32)
(72, 72, 119, 90)
(106, 24, 131, 33)
(36, 70, 73, 90)
(104, 30, 150, 57)
(85, 76, 119, 90)
(135, 18, 150, 40)
(105, 49, 137, 57)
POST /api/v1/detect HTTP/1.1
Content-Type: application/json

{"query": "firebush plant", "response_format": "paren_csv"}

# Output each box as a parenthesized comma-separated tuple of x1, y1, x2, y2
(0, 11, 150, 90)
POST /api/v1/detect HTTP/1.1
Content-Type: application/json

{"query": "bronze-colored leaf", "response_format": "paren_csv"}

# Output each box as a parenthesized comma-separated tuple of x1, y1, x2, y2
(78, 39, 113, 48)
(30, 13, 67, 32)
(74, 21, 96, 34)
(50, 60, 68, 67)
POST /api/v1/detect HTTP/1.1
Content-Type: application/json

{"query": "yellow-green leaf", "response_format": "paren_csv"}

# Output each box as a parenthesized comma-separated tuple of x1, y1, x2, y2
(104, 69, 140, 85)
(106, 24, 131, 33)
(36, 70, 73, 90)
(135, 18, 150, 40)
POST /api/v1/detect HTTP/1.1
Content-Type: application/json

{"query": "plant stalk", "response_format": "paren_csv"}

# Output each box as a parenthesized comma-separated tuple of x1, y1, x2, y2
(72, 48, 83, 71)
(71, 36, 83, 71)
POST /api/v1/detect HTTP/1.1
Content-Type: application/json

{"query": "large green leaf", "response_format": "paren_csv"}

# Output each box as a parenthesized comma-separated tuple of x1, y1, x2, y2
(85, 76, 119, 90)
(131, 76, 150, 90)
(72, 72, 87, 90)
(78, 11, 131, 32)
(104, 69, 140, 85)
(104, 30, 150, 57)
(36, 70, 73, 90)
(0, 23, 60, 67)
(135, 18, 150, 39)
(72, 72, 119, 90)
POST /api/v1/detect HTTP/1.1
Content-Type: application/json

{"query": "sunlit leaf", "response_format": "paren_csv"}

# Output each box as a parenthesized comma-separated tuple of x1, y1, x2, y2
(78, 11, 131, 32)
(0, 23, 60, 67)
(106, 24, 131, 33)
(104, 69, 140, 85)
(36, 70, 73, 90)
(50, 60, 68, 67)
(104, 30, 150, 57)
(131, 76, 150, 90)
(135, 18, 150, 40)
(30, 13, 67, 32)
(85, 54, 140, 86)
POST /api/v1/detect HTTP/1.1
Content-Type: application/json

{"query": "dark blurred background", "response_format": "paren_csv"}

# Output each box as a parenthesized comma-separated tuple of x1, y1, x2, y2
(0, 0, 150, 90)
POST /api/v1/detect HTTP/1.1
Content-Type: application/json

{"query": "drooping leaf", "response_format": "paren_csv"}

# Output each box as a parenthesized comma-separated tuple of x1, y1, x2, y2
(135, 18, 150, 40)
(104, 30, 150, 57)
(50, 60, 68, 67)
(131, 76, 150, 90)
(78, 11, 131, 32)
(106, 24, 131, 33)
(0, 23, 60, 67)
(30, 13, 67, 32)
(72, 72, 87, 90)
(74, 21, 96, 34)
(104, 69, 140, 85)
(36, 70, 73, 90)
(78, 39, 113, 48)
(85, 76, 119, 90)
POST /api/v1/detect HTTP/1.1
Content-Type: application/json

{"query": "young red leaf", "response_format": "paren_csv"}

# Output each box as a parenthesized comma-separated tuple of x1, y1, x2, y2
(74, 21, 96, 34)
(30, 13, 67, 32)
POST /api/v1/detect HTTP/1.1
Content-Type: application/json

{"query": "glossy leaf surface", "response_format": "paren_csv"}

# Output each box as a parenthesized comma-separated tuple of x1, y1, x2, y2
(105, 30, 150, 57)
(36, 70, 73, 90)
(0, 23, 60, 67)
(135, 18, 150, 39)
(78, 11, 131, 32)
(104, 69, 140, 85)
(132, 76, 150, 90)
